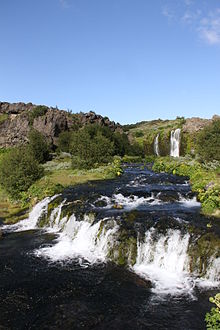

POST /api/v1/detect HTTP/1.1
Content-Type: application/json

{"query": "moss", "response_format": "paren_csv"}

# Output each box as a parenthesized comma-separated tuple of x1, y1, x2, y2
(3, 207, 29, 224)
(109, 229, 137, 266)
(188, 233, 220, 276)
(37, 196, 63, 227)
(97, 220, 105, 240)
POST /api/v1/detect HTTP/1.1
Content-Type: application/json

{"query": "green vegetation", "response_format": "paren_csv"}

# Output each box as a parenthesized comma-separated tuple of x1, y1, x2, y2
(71, 129, 114, 169)
(0, 147, 44, 199)
(28, 105, 48, 125)
(1, 114, 219, 221)
(205, 293, 220, 329)
(124, 117, 186, 157)
(57, 124, 142, 169)
(197, 119, 220, 162)
(28, 129, 50, 163)
(153, 157, 220, 216)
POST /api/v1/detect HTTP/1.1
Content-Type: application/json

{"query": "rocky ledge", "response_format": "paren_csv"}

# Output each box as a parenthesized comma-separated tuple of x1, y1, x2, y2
(0, 102, 122, 148)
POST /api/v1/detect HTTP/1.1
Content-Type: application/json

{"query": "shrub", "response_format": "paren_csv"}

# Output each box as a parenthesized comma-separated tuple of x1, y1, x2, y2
(196, 119, 220, 162)
(28, 129, 50, 163)
(205, 293, 220, 329)
(0, 147, 44, 199)
(29, 105, 48, 125)
(57, 131, 73, 153)
(135, 130, 144, 137)
(71, 129, 114, 169)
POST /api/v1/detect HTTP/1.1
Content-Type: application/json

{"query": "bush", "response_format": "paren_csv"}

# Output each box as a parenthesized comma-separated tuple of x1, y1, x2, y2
(0, 147, 44, 199)
(29, 105, 48, 125)
(205, 293, 220, 329)
(28, 129, 50, 163)
(29, 106, 47, 123)
(196, 119, 220, 162)
(57, 131, 73, 153)
(135, 130, 144, 137)
(71, 129, 114, 169)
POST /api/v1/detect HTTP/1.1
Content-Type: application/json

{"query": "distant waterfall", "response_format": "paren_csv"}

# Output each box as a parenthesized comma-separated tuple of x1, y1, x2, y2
(170, 129, 181, 157)
(154, 134, 160, 156)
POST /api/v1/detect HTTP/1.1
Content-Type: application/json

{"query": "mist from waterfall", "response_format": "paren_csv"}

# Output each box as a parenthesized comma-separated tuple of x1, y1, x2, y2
(170, 128, 181, 157)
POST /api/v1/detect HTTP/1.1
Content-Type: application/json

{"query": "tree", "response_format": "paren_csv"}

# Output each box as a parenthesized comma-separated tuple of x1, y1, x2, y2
(196, 119, 220, 162)
(0, 147, 44, 198)
(70, 129, 114, 169)
(28, 129, 50, 163)
(57, 131, 73, 152)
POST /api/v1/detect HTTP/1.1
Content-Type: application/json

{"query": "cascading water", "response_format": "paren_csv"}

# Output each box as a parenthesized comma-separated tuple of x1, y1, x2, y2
(170, 128, 181, 157)
(154, 134, 160, 156)
(133, 229, 192, 295)
(10, 194, 217, 295)
(1, 164, 220, 329)
(34, 202, 119, 263)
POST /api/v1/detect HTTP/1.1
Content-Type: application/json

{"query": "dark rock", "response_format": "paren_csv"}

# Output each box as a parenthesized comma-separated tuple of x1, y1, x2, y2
(0, 101, 122, 148)
(157, 191, 180, 203)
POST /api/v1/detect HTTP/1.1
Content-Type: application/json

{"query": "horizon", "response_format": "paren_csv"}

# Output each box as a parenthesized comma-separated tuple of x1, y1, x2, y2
(1, 99, 217, 124)
(1, 0, 220, 124)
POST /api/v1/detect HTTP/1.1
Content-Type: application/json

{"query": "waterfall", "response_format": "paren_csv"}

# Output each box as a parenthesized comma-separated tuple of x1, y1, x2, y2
(170, 128, 181, 157)
(3, 196, 219, 295)
(154, 134, 160, 156)
(35, 202, 119, 263)
(2, 196, 58, 232)
(133, 229, 192, 295)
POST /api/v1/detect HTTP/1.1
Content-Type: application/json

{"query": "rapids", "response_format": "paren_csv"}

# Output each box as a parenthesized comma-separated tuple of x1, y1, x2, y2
(0, 164, 219, 329)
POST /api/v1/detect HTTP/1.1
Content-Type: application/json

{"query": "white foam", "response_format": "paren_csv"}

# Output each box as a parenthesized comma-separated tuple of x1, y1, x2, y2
(178, 195, 201, 208)
(133, 229, 194, 295)
(35, 213, 119, 263)
(2, 195, 59, 232)
(95, 193, 161, 210)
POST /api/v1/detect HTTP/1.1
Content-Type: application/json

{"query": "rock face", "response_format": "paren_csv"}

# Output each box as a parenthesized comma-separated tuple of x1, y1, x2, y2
(182, 115, 219, 134)
(0, 102, 122, 148)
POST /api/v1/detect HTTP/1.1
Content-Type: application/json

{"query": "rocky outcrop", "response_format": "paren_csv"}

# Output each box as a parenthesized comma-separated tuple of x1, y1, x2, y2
(0, 102, 122, 148)
(182, 115, 220, 134)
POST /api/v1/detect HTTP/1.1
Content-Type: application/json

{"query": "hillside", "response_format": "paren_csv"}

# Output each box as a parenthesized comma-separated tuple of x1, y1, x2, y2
(124, 116, 219, 157)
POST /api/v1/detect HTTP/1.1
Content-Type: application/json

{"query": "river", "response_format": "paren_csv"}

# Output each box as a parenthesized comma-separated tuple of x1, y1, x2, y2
(0, 164, 219, 329)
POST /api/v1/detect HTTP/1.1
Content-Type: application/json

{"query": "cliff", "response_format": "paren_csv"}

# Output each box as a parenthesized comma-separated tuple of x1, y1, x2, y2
(0, 102, 122, 148)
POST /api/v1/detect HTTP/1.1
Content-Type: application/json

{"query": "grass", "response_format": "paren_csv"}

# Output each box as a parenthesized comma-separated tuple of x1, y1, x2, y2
(0, 157, 120, 222)
(127, 117, 185, 145)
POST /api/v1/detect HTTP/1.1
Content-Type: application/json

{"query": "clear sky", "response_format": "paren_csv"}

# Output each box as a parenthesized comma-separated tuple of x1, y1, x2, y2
(0, 0, 220, 124)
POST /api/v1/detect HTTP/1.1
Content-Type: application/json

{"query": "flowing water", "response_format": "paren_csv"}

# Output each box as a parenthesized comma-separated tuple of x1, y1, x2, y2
(154, 134, 160, 157)
(0, 165, 220, 329)
(170, 129, 181, 157)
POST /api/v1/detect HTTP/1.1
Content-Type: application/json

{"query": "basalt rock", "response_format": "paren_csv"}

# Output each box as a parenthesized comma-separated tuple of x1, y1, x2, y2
(0, 102, 122, 148)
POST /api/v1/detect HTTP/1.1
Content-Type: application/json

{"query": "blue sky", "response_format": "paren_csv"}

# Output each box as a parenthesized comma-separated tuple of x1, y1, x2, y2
(0, 0, 219, 124)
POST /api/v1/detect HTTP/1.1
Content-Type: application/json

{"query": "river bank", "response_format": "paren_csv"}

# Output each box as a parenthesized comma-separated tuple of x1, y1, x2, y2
(152, 157, 220, 218)
(0, 155, 122, 223)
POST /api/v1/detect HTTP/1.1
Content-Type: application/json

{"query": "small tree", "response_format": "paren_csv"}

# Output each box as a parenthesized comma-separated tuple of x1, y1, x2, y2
(28, 129, 50, 163)
(71, 129, 114, 169)
(0, 147, 44, 199)
(57, 131, 73, 153)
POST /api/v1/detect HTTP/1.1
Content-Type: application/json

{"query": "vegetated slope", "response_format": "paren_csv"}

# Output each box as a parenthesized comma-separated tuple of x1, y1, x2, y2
(123, 116, 219, 157)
